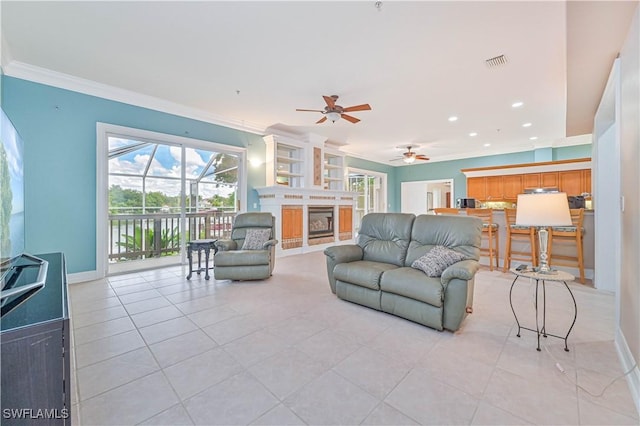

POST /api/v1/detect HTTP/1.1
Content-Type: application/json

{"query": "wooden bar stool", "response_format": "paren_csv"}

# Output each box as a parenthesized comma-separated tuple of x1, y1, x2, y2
(549, 208, 585, 284)
(503, 208, 537, 272)
(433, 208, 460, 215)
(466, 208, 499, 271)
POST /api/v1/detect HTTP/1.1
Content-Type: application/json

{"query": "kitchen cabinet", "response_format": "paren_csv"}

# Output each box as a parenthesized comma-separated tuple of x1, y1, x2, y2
(523, 173, 540, 189)
(503, 175, 523, 200)
(541, 172, 559, 187)
(485, 176, 504, 200)
(583, 169, 592, 194)
(467, 177, 486, 200)
(559, 169, 592, 195)
(467, 169, 592, 200)
(462, 158, 593, 203)
(559, 170, 583, 195)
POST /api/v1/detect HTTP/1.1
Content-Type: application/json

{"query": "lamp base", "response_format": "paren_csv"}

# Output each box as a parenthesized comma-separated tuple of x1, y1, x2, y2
(536, 227, 557, 275)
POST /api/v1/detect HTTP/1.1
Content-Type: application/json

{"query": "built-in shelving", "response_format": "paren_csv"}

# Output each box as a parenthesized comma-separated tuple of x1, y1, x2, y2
(263, 134, 347, 190)
(265, 135, 305, 188)
(323, 151, 345, 190)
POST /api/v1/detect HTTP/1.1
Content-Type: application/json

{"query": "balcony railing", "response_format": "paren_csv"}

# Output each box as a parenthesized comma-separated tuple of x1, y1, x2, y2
(108, 211, 235, 262)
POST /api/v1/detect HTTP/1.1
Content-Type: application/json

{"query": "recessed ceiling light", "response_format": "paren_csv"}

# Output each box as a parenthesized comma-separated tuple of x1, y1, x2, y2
(512, 101, 524, 108)
(448, 116, 458, 122)
(522, 122, 532, 127)
(529, 136, 538, 140)
(483, 143, 491, 147)
(469, 132, 478, 137)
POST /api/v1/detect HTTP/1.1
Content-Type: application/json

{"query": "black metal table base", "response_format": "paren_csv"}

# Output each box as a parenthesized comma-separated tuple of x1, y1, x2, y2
(509, 274, 577, 352)
(186, 239, 217, 280)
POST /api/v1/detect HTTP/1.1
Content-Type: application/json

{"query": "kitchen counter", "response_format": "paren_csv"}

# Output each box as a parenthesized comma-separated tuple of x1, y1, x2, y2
(430, 209, 594, 277)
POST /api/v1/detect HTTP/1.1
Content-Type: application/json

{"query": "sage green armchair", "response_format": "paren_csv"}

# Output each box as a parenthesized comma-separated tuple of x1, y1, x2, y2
(213, 212, 278, 281)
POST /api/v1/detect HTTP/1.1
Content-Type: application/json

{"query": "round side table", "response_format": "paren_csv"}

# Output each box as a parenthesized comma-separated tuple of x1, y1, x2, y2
(509, 268, 577, 351)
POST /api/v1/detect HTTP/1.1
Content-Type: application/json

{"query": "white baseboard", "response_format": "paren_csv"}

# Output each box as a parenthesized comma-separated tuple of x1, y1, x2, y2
(615, 329, 640, 417)
(67, 270, 100, 284)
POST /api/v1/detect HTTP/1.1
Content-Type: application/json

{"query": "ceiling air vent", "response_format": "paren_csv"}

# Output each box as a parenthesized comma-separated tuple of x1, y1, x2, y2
(485, 54, 507, 68)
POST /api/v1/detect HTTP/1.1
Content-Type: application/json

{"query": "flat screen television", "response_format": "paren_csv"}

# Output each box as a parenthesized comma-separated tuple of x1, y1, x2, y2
(1, 108, 25, 261)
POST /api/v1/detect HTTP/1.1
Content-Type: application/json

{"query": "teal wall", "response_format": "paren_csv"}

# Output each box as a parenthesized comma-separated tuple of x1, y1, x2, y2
(1, 75, 593, 274)
(391, 146, 591, 211)
(1, 76, 265, 273)
(553, 144, 593, 160)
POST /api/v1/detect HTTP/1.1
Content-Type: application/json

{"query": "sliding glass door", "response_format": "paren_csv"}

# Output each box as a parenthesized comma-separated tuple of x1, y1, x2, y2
(104, 131, 242, 274)
(347, 169, 386, 233)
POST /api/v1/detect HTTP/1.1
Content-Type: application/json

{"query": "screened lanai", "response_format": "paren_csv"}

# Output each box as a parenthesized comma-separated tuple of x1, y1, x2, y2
(107, 136, 240, 267)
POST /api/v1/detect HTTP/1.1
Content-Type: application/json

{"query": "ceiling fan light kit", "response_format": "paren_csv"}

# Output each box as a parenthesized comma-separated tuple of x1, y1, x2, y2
(326, 111, 341, 122)
(296, 95, 371, 124)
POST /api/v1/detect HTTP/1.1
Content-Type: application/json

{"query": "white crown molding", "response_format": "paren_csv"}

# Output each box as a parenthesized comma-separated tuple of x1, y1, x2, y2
(1, 35, 13, 71)
(3, 61, 267, 135)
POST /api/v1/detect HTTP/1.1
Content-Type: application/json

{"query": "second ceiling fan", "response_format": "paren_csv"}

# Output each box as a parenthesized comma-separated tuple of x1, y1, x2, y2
(392, 145, 430, 163)
(296, 95, 371, 124)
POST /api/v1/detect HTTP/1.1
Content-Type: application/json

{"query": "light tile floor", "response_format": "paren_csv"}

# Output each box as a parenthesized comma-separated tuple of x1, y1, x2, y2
(69, 251, 639, 425)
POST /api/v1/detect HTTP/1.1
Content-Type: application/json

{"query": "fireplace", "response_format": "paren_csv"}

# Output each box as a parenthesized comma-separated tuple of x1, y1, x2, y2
(308, 206, 334, 239)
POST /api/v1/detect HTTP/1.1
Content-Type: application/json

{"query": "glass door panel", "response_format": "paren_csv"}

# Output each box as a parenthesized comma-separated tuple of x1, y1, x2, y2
(107, 137, 240, 274)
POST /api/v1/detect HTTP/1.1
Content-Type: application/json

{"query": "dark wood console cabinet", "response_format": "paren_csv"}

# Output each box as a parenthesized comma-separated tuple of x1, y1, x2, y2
(1, 253, 70, 425)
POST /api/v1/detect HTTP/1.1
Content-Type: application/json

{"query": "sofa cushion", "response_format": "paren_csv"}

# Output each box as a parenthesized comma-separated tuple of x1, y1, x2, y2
(406, 214, 482, 266)
(380, 267, 444, 307)
(333, 260, 399, 290)
(215, 250, 270, 266)
(357, 213, 415, 266)
(241, 228, 271, 250)
(411, 245, 466, 277)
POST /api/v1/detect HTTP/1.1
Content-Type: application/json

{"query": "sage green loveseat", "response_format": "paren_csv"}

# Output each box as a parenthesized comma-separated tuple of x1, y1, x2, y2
(324, 213, 482, 331)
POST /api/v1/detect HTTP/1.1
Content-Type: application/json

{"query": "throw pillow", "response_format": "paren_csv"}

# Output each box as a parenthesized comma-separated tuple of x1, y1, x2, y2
(411, 245, 466, 277)
(241, 228, 271, 250)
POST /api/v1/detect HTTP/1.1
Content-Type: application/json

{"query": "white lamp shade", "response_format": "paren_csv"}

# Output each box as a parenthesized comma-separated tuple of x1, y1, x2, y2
(403, 154, 416, 164)
(326, 112, 341, 122)
(515, 193, 572, 226)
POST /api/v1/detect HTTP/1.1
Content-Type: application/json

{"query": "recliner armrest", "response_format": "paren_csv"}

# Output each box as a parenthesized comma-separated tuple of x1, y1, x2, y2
(215, 239, 237, 252)
(324, 245, 364, 294)
(441, 259, 480, 287)
(323, 245, 363, 263)
(263, 239, 278, 249)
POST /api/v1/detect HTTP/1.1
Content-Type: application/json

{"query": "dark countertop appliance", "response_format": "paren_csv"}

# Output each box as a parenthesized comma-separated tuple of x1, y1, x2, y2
(568, 196, 585, 209)
(457, 198, 477, 208)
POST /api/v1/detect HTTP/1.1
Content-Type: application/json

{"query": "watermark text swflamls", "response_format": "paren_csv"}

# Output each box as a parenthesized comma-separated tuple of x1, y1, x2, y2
(2, 408, 70, 420)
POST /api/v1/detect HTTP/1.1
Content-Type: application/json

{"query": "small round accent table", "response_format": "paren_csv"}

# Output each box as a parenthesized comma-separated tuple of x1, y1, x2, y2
(509, 268, 577, 352)
(186, 239, 217, 280)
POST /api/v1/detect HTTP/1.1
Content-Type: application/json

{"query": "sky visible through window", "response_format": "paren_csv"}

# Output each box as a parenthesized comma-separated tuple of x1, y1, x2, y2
(108, 137, 238, 199)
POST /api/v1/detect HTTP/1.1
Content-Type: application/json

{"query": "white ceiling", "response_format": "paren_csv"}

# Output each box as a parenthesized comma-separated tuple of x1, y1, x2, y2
(1, 1, 637, 165)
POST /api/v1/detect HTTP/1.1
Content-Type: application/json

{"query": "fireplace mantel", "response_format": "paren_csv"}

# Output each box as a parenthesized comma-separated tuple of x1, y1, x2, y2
(256, 186, 356, 255)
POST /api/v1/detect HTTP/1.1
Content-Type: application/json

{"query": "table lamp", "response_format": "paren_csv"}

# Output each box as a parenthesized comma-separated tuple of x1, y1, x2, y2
(515, 192, 572, 274)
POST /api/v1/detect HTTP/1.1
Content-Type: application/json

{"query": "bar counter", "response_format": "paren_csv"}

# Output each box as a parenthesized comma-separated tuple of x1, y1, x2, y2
(434, 209, 594, 278)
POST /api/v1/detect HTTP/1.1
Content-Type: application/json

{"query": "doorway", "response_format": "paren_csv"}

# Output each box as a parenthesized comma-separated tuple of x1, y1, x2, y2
(401, 179, 454, 214)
